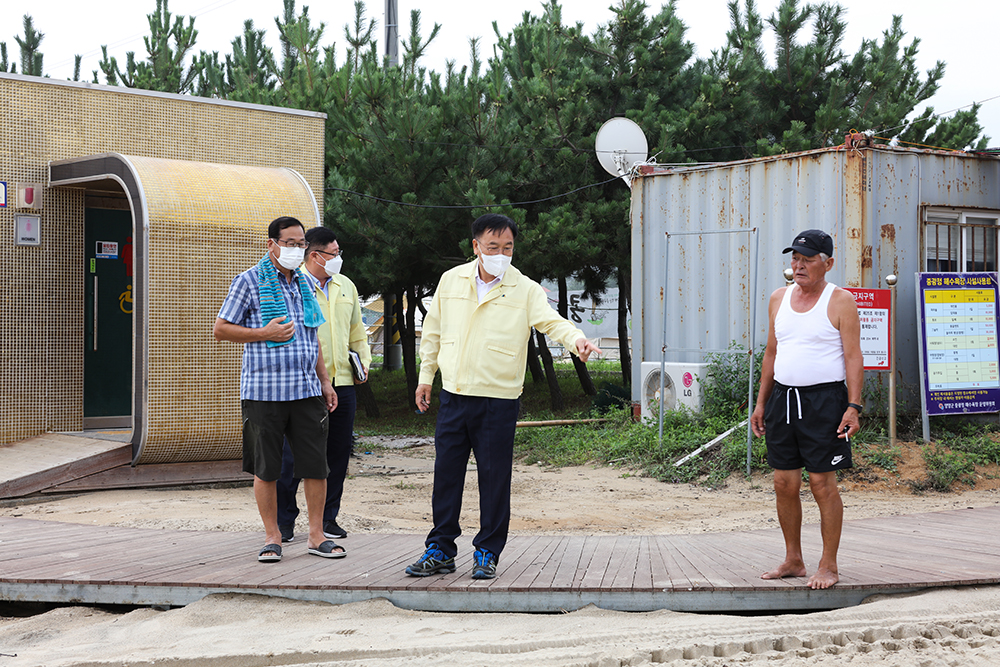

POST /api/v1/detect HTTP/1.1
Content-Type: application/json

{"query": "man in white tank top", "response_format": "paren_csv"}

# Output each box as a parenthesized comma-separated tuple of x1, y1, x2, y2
(750, 229, 863, 590)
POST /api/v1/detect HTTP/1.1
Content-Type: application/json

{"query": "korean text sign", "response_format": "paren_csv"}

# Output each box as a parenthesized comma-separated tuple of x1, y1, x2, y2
(918, 273, 1000, 416)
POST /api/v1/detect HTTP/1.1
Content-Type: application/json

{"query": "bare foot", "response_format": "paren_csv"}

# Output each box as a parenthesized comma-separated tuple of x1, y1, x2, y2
(761, 560, 808, 580)
(807, 567, 839, 589)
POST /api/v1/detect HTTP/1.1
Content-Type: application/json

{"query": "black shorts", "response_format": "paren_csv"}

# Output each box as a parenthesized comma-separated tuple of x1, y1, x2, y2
(242, 396, 330, 481)
(763, 381, 852, 473)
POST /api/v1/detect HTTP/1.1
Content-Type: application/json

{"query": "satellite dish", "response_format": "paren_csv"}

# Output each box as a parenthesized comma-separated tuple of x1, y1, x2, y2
(595, 117, 648, 186)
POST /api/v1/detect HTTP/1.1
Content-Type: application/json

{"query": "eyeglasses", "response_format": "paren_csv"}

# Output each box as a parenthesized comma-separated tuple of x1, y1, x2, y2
(275, 239, 308, 249)
(315, 249, 343, 259)
(480, 245, 513, 255)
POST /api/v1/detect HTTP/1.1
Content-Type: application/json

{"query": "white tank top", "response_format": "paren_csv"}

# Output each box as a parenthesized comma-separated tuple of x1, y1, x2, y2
(773, 282, 845, 387)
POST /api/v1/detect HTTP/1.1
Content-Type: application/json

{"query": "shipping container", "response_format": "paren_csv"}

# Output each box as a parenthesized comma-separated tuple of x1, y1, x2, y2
(631, 141, 1000, 412)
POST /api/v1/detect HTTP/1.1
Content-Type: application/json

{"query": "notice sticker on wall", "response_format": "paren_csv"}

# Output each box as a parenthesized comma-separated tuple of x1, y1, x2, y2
(96, 241, 119, 259)
(0, 181, 6, 207)
(845, 288, 891, 370)
(15, 215, 40, 246)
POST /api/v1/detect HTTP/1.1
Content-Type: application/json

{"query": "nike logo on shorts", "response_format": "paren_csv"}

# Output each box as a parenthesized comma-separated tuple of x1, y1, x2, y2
(831, 455, 845, 465)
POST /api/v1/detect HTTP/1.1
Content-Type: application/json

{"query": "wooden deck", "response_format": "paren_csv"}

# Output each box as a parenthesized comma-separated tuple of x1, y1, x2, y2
(0, 433, 131, 498)
(2, 506, 1000, 613)
(0, 432, 247, 498)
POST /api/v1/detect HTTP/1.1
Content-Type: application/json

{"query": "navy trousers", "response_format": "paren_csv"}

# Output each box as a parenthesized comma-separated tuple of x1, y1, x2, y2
(277, 385, 357, 526)
(426, 389, 519, 560)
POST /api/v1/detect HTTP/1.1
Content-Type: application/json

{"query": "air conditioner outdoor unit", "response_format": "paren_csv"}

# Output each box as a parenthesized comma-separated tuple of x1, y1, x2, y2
(639, 362, 711, 422)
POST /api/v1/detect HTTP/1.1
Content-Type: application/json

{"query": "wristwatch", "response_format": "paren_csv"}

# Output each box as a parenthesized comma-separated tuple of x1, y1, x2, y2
(847, 402, 863, 413)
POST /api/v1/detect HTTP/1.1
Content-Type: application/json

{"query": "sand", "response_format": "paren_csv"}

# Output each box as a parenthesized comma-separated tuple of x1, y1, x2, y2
(3, 439, 1000, 666)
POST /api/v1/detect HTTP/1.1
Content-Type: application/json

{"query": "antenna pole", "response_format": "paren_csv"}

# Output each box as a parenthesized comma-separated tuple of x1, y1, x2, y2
(385, 0, 399, 67)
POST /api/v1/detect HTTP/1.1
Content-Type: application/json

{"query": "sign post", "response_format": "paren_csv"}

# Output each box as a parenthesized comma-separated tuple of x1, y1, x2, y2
(885, 275, 898, 446)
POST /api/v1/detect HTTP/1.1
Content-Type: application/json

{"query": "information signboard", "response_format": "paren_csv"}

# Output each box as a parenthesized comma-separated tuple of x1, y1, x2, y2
(917, 273, 1000, 416)
(845, 288, 891, 370)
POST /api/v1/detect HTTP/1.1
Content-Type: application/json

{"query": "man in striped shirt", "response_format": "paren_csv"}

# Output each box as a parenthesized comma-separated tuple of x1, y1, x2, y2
(214, 216, 341, 562)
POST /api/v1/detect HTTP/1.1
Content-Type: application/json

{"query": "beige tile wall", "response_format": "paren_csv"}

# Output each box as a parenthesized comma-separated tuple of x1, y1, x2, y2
(0, 73, 325, 462)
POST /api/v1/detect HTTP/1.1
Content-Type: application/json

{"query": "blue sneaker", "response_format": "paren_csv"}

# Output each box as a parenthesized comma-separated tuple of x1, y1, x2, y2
(471, 547, 497, 579)
(405, 543, 456, 577)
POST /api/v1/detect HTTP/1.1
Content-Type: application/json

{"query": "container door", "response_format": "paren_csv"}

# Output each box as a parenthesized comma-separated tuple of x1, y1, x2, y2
(83, 208, 133, 426)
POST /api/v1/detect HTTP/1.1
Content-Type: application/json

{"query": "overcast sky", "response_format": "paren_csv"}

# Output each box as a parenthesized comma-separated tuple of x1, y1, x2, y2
(8, 0, 998, 147)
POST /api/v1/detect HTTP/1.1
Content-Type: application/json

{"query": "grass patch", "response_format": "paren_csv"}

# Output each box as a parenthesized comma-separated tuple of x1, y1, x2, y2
(513, 407, 765, 486)
(912, 445, 976, 492)
(856, 440, 902, 473)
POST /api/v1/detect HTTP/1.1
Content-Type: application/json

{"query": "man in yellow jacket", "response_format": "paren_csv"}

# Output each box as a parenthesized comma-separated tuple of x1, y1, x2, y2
(406, 214, 600, 579)
(277, 226, 371, 550)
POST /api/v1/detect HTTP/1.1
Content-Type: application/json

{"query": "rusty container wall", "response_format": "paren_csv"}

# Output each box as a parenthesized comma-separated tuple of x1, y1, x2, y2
(867, 149, 1000, 401)
(631, 146, 1000, 409)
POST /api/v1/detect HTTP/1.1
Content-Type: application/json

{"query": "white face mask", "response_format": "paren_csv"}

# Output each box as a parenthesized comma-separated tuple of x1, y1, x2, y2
(324, 255, 344, 276)
(479, 252, 511, 278)
(276, 245, 305, 270)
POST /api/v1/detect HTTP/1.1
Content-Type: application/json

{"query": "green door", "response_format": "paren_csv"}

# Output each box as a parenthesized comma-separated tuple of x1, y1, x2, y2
(84, 208, 134, 423)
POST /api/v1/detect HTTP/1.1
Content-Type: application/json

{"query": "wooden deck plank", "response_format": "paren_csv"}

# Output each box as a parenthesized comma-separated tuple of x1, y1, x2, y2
(648, 536, 695, 590)
(0, 435, 131, 498)
(608, 535, 643, 590)
(549, 536, 592, 589)
(479, 535, 542, 591)
(506, 536, 564, 592)
(3, 508, 1000, 612)
(44, 460, 246, 493)
(679, 533, 778, 589)
(578, 534, 620, 591)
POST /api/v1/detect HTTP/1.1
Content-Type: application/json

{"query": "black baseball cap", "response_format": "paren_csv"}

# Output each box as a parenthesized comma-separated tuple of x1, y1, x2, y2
(783, 229, 833, 257)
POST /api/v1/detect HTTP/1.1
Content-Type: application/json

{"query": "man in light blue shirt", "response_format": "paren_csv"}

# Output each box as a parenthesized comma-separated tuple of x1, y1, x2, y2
(214, 216, 343, 562)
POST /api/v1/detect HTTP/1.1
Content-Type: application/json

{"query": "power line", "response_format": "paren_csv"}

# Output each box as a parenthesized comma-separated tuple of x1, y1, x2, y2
(878, 93, 1000, 138)
(325, 175, 624, 209)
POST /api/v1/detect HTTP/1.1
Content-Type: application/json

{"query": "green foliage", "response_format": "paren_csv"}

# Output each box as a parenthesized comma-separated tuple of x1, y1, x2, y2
(97, 0, 200, 93)
(936, 426, 1000, 466)
(916, 445, 976, 492)
(855, 439, 901, 472)
(515, 400, 765, 487)
(14, 15, 44, 77)
(592, 381, 631, 414)
(702, 342, 764, 419)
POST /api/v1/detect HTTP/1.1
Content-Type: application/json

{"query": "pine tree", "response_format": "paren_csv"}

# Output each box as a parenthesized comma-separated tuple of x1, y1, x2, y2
(14, 15, 44, 76)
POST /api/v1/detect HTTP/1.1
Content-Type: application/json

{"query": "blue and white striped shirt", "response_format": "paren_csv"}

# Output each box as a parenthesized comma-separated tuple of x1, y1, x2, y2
(217, 266, 322, 401)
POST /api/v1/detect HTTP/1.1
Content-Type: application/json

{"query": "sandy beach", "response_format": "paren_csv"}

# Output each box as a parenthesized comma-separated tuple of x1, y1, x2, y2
(2, 439, 1000, 666)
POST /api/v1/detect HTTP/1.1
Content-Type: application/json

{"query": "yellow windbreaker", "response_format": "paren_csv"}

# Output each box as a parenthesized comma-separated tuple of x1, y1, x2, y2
(418, 260, 585, 399)
(311, 273, 372, 388)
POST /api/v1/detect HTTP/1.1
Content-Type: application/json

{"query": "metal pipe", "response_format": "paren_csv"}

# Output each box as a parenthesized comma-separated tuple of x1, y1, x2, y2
(746, 229, 760, 476)
(516, 419, 610, 428)
(886, 274, 898, 447)
(659, 233, 670, 446)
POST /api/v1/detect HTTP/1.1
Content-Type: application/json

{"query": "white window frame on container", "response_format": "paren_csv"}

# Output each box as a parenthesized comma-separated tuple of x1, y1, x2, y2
(924, 207, 1000, 272)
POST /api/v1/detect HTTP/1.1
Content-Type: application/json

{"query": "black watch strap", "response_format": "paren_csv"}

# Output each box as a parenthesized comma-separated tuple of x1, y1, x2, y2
(847, 402, 863, 413)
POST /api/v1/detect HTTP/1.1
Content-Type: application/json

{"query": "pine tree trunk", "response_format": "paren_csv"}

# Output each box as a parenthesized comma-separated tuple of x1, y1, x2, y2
(526, 330, 545, 384)
(535, 330, 564, 412)
(558, 277, 595, 396)
(617, 268, 632, 388)
(398, 287, 419, 411)
(354, 380, 380, 418)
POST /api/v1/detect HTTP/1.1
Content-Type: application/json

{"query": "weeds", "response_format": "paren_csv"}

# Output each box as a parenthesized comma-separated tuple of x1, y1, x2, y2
(913, 445, 976, 492)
